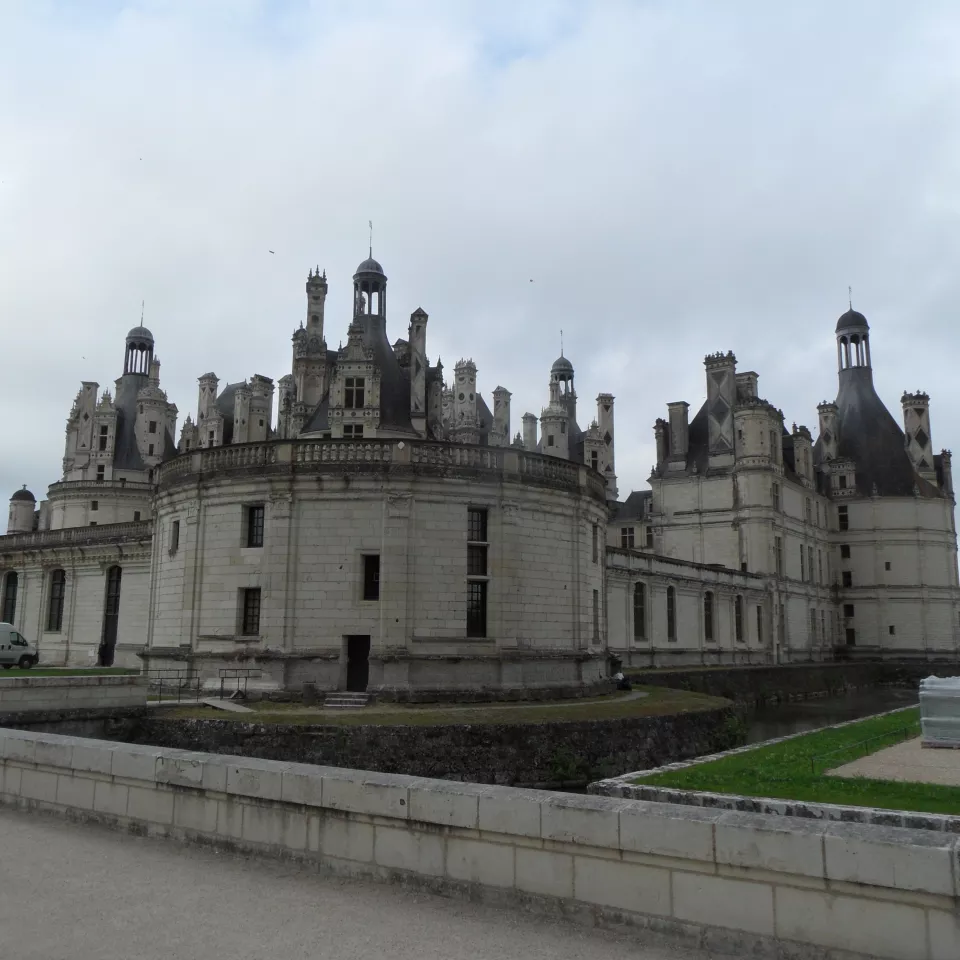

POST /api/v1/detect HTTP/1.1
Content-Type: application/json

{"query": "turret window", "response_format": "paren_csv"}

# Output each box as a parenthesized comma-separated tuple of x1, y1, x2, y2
(344, 377, 365, 409)
(149, 421, 157, 434)
(98, 426, 108, 451)
(96, 465, 105, 481)
(91, 500, 98, 512)
(590, 451, 598, 470)
(148, 444, 154, 456)
(771, 483, 780, 511)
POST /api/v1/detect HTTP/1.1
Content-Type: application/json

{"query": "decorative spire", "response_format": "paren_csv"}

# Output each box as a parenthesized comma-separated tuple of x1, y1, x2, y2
(368, 220, 373, 258)
(848, 285, 853, 310)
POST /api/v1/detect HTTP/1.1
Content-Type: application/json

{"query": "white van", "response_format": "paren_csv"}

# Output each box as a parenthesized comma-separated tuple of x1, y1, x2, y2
(0, 623, 39, 669)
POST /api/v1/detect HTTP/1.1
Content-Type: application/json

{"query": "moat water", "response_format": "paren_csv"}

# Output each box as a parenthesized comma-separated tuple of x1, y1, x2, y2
(743, 686, 918, 745)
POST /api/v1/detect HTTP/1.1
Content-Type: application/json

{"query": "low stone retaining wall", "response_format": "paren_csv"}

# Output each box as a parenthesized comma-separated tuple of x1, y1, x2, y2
(94, 702, 745, 789)
(1, 727, 958, 960)
(0, 675, 146, 721)
(588, 707, 960, 833)
(626, 661, 950, 706)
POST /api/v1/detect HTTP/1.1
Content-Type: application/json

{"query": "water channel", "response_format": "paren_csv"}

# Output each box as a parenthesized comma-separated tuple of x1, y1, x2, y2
(743, 685, 918, 745)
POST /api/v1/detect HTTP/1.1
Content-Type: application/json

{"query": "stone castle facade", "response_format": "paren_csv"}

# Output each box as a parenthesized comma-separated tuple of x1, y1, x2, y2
(2, 256, 958, 691)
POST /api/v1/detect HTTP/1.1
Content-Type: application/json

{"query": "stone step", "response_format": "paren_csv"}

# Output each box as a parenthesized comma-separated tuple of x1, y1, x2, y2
(323, 693, 370, 709)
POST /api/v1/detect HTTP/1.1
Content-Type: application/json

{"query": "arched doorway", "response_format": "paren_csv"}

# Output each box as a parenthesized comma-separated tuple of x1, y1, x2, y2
(1, 572, 18, 624)
(99, 566, 122, 666)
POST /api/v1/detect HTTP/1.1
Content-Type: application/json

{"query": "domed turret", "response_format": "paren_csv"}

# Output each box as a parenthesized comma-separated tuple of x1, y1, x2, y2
(6, 486, 36, 535)
(835, 308, 868, 334)
(124, 322, 155, 375)
(551, 355, 574, 380)
(354, 257, 385, 276)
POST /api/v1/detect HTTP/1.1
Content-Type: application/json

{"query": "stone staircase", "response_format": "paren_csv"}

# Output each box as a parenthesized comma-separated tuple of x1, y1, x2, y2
(322, 692, 371, 710)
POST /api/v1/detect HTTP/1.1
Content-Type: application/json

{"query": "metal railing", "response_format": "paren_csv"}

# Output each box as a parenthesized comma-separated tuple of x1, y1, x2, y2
(218, 667, 261, 701)
(148, 668, 203, 704)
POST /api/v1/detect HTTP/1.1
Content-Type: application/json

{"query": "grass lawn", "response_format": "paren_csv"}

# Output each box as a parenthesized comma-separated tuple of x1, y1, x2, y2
(162, 685, 730, 727)
(0, 667, 139, 678)
(634, 707, 960, 816)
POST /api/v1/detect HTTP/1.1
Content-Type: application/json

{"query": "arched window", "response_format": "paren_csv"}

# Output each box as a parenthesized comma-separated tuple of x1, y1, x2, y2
(99, 565, 122, 667)
(666, 586, 676, 641)
(47, 569, 66, 632)
(703, 591, 714, 642)
(633, 582, 646, 641)
(2, 572, 18, 624)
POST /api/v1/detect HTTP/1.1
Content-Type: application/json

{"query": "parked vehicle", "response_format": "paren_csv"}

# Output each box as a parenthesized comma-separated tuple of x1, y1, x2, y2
(0, 623, 38, 669)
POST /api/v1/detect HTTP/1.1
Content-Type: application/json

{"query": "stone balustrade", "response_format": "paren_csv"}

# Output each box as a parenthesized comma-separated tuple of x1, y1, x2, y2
(156, 439, 604, 500)
(0, 727, 957, 959)
(0, 520, 153, 550)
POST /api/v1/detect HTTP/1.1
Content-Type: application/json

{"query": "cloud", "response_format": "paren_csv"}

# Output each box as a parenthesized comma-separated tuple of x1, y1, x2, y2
(2, 0, 960, 507)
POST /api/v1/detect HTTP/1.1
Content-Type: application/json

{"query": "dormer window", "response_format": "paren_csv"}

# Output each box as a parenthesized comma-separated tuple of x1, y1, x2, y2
(344, 377, 365, 409)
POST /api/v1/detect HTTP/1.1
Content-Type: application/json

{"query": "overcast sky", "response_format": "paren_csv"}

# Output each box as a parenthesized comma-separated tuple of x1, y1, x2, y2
(3, 0, 960, 506)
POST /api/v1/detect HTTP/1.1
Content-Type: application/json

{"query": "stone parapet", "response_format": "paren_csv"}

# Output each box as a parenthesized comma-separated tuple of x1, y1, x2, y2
(0, 520, 153, 551)
(0, 675, 147, 717)
(1, 726, 958, 959)
(155, 439, 605, 502)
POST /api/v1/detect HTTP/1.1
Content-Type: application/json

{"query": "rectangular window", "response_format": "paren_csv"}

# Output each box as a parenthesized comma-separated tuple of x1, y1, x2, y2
(889, 625, 896, 635)
(592, 524, 599, 563)
(775, 536, 783, 576)
(592, 589, 600, 642)
(171, 520, 180, 554)
(800, 547, 805, 582)
(818, 550, 823, 584)
(704, 591, 714, 642)
(467, 544, 487, 576)
(241, 588, 261, 635)
(843, 603, 855, 619)
(816, 502, 821, 526)
(735, 595, 743, 642)
(246, 504, 265, 548)
(148, 420, 157, 434)
(846, 627, 856, 646)
(839, 474, 848, 490)
(772, 482, 780, 511)
(666, 586, 676, 640)
(468, 507, 488, 543)
(633, 582, 646, 641)
(467, 508, 489, 639)
(810, 608, 817, 643)
(821, 609, 826, 641)
(96, 464, 105, 481)
(362, 554, 380, 601)
(342, 423, 364, 438)
(47, 570, 66, 632)
(98, 425, 108, 451)
(756, 605, 763, 645)
(842, 571, 852, 588)
(344, 377, 365, 409)
(620, 527, 635, 549)
(547, 435, 555, 446)
(133, 510, 141, 522)
(467, 582, 487, 638)
(838, 506, 849, 531)
(805, 498, 812, 523)
(645, 526, 654, 548)
(148, 443, 154, 456)
(590, 451, 599, 470)
(208, 431, 215, 444)
(91, 500, 98, 512)
(840, 543, 851, 559)
(885, 561, 891, 571)
(807, 546, 814, 584)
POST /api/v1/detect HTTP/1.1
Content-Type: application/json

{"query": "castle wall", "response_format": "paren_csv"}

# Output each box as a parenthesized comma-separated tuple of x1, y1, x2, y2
(0, 523, 152, 668)
(146, 439, 609, 692)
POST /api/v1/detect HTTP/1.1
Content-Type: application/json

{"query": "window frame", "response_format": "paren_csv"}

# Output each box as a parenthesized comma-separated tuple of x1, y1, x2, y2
(666, 586, 676, 641)
(466, 507, 490, 639)
(703, 590, 715, 642)
(632, 582, 646, 641)
(240, 587, 261, 636)
(47, 569, 66, 632)
(246, 504, 265, 548)
(344, 376, 366, 410)
(362, 554, 381, 601)
(734, 594, 744, 642)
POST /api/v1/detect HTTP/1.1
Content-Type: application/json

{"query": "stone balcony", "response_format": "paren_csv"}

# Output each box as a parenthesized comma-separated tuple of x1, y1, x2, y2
(156, 438, 608, 501)
(0, 520, 153, 551)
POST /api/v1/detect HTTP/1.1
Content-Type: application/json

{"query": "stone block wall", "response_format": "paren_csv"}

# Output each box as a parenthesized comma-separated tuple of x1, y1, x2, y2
(0, 675, 146, 716)
(0, 727, 957, 960)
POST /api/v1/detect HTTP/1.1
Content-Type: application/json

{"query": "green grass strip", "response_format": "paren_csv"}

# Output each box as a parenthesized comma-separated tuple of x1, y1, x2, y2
(635, 707, 960, 816)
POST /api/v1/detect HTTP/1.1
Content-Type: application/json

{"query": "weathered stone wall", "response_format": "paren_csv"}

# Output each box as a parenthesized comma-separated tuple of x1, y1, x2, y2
(0, 675, 146, 717)
(2, 726, 958, 960)
(101, 704, 745, 789)
(626, 661, 950, 706)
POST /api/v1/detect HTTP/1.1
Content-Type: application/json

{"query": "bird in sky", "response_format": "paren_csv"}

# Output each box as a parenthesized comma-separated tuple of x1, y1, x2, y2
(269, 250, 275, 254)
